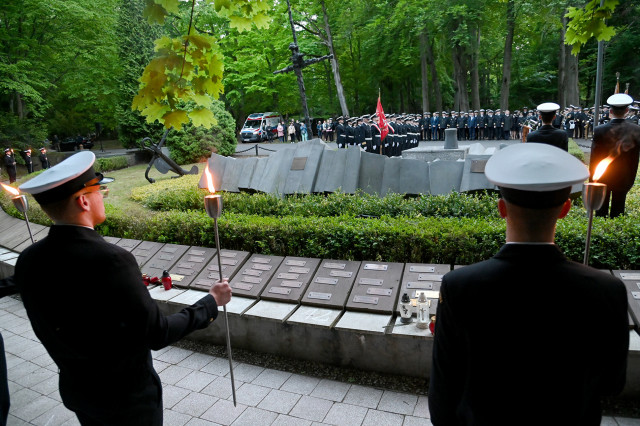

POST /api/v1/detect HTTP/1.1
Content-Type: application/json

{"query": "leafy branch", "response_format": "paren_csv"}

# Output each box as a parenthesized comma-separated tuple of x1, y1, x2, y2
(565, 0, 619, 55)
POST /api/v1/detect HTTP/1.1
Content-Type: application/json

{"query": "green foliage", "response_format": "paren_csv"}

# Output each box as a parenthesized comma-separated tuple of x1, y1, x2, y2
(565, 0, 619, 55)
(0, 113, 48, 148)
(568, 138, 585, 162)
(94, 156, 130, 173)
(165, 100, 237, 163)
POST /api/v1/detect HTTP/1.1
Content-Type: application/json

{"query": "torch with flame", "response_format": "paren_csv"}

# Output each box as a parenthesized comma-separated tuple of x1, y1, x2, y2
(203, 165, 237, 406)
(582, 157, 612, 265)
(1, 183, 34, 244)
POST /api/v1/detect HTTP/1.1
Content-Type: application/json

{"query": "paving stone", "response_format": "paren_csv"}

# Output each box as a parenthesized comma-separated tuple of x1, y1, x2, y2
(7, 379, 23, 395)
(272, 414, 313, 426)
(377, 390, 417, 415)
(175, 370, 217, 392)
(252, 368, 292, 389)
(15, 366, 56, 388)
(232, 406, 279, 426)
(361, 409, 403, 426)
(8, 361, 40, 382)
(280, 374, 320, 396)
(157, 347, 195, 364)
(322, 402, 368, 426)
(202, 376, 238, 400)
(5, 353, 25, 370)
(60, 416, 82, 426)
(412, 395, 430, 418)
(48, 389, 62, 402)
(230, 363, 265, 383)
(163, 409, 193, 426)
(234, 382, 271, 407)
(6, 414, 30, 425)
(11, 394, 59, 422)
(30, 402, 76, 426)
(179, 353, 217, 370)
(309, 379, 350, 402)
(257, 389, 301, 415)
(201, 398, 247, 426)
(152, 346, 173, 358)
(600, 417, 617, 426)
(172, 392, 217, 417)
(153, 358, 171, 373)
(201, 358, 238, 377)
(185, 418, 223, 426)
(616, 418, 640, 426)
(163, 384, 191, 409)
(9, 387, 41, 410)
(289, 396, 333, 422)
(403, 415, 433, 426)
(342, 385, 383, 409)
(160, 365, 194, 385)
(30, 374, 59, 396)
(31, 352, 55, 368)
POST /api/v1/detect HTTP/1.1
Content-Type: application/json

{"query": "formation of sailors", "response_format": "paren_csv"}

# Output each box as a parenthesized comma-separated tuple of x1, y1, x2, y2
(333, 114, 421, 156)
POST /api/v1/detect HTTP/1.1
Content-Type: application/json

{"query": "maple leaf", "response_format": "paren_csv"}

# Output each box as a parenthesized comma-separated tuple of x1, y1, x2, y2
(144, 1, 168, 24)
(162, 110, 189, 130)
(156, 0, 179, 14)
(189, 108, 217, 128)
(141, 102, 171, 124)
(191, 94, 213, 108)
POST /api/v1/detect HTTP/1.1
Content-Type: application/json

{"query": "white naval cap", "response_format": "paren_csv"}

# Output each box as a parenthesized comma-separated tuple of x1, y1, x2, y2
(19, 151, 114, 205)
(536, 102, 560, 113)
(607, 93, 633, 108)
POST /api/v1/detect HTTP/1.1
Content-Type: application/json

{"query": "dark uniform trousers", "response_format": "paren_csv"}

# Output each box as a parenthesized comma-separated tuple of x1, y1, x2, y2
(429, 244, 629, 426)
(15, 226, 219, 426)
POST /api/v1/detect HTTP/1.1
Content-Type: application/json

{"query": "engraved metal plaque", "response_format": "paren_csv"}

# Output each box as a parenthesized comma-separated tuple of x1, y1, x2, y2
(281, 281, 303, 288)
(289, 267, 310, 274)
(159, 254, 174, 261)
(286, 260, 307, 267)
(207, 272, 225, 280)
(162, 247, 178, 253)
(359, 278, 383, 286)
(253, 264, 272, 271)
(253, 257, 271, 264)
(221, 258, 238, 265)
(308, 292, 331, 300)
(621, 273, 640, 280)
(175, 268, 195, 276)
(269, 287, 292, 295)
(364, 264, 388, 271)
(419, 274, 443, 281)
(291, 157, 308, 170)
(366, 288, 392, 296)
(190, 250, 206, 256)
(120, 240, 138, 248)
(234, 283, 254, 291)
(353, 295, 379, 305)
(407, 281, 433, 290)
(170, 274, 185, 282)
(315, 277, 339, 285)
(409, 266, 435, 273)
(330, 270, 353, 278)
(278, 273, 300, 280)
(220, 251, 237, 258)
(242, 276, 262, 284)
(178, 262, 195, 269)
(243, 269, 262, 277)
(323, 262, 346, 269)
(471, 159, 488, 173)
(207, 264, 228, 272)
(196, 279, 215, 286)
(188, 256, 205, 263)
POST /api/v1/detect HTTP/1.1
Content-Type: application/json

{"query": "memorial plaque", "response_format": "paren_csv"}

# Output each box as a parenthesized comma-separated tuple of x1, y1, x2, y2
(130, 241, 164, 266)
(470, 159, 488, 173)
(225, 254, 284, 297)
(397, 263, 450, 315)
(346, 261, 404, 314)
(460, 155, 494, 192)
(191, 249, 252, 292)
(284, 142, 325, 195)
(262, 256, 321, 303)
(103, 236, 121, 245)
(140, 243, 189, 277)
(308, 292, 331, 300)
(195, 279, 215, 287)
(222, 258, 238, 266)
(190, 249, 206, 256)
(291, 157, 308, 170)
(302, 259, 361, 308)
(330, 270, 353, 278)
(188, 256, 205, 263)
(613, 270, 640, 330)
(168, 246, 217, 289)
(115, 238, 141, 252)
(233, 282, 254, 291)
(621, 273, 640, 280)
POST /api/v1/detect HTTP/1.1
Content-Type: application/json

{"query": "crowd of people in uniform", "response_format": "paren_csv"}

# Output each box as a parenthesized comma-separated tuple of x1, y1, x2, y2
(3, 147, 49, 183)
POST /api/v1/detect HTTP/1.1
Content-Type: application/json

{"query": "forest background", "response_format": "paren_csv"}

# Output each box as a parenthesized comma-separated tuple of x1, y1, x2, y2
(0, 0, 638, 149)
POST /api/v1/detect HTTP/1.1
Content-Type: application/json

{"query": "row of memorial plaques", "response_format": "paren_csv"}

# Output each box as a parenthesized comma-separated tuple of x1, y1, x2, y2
(261, 257, 322, 303)
(190, 249, 251, 291)
(396, 263, 450, 316)
(345, 261, 404, 314)
(229, 254, 285, 298)
(613, 270, 640, 331)
(301, 259, 361, 309)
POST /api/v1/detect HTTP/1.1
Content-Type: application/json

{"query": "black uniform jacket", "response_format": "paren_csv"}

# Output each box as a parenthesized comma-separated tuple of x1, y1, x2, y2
(526, 124, 569, 151)
(589, 118, 640, 191)
(15, 225, 218, 422)
(429, 244, 628, 426)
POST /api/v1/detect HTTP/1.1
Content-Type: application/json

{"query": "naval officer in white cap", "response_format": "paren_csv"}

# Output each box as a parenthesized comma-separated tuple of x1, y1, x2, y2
(429, 143, 628, 425)
(14, 151, 231, 425)
(589, 93, 640, 218)
(526, 102, 569, 151)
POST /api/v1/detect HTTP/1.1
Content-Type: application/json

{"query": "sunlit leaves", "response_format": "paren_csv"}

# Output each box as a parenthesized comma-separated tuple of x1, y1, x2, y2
(565, 0, 619, 55)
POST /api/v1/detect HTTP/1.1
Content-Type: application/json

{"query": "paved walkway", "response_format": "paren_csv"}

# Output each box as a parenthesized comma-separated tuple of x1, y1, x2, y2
(3, 296, 640, 426)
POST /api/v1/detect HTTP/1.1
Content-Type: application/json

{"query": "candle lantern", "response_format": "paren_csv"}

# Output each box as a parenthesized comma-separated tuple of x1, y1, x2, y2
(582, 157, 611, 266)
(1, 184, 34, 244)
(399, 293, 412, 324)
(416, 292, 429, 329)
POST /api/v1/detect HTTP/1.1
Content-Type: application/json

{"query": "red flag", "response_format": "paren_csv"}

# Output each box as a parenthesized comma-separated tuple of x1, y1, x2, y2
(376, 96, 389, 141)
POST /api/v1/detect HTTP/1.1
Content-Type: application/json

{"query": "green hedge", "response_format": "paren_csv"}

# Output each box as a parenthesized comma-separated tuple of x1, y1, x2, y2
(94, 156, 129, 173)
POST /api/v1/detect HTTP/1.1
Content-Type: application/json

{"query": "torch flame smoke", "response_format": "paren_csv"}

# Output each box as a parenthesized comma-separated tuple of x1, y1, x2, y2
(204, 165, 215, 193)
(0, 183, 20, 196)
(593, 157, 613, 181)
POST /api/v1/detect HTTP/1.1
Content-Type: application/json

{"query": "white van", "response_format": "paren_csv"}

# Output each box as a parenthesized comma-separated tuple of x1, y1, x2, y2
(240, 112, 282, 142)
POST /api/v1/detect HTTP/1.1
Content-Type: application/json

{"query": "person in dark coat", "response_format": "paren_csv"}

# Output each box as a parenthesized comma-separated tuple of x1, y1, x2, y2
(22, 149, 33, 174)
(0, 276, 18, 426)
(4, 149, 16, 183)
(39, 147, 50, 169)
(429, 143, 629, 426)
(335, 117, 346, 148)
(526, 102, 569, 151)
(14, 152, 232, 426)
(589, 93, 640, 218)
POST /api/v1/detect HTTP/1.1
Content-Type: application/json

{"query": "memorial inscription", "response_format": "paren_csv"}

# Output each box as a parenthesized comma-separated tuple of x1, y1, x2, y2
(191, 249, 251, 292)
(346, 261, 404, 314)
(262, 256, 321, 303)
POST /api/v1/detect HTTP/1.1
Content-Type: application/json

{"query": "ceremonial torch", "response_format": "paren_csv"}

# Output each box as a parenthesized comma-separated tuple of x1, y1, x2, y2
(582, 158, 611, 265)
(1, 183, 35, 244)
(203, 165, 237, 406)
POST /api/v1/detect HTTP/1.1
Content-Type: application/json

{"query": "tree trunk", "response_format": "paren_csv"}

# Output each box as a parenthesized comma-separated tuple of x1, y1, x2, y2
(321, 0, 349, 117)
(471, 26, 481, 111)
(500, 0, 515, 111)
(558, 13, 567, 107)
(16, 92, 24, 120)
(453, 45, 469, 111)
(420, 32, 430, 113)
(564, 47, 580, 106)
(426, 37, 442, 112)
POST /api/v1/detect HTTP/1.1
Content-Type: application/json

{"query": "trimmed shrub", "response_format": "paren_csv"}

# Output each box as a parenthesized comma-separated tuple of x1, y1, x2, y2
(95, 156, 129, 173)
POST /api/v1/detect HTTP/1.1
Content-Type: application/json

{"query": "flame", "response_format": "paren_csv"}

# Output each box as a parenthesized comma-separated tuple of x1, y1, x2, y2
(204, 165, 215, 193)
(593, 157, 614, 181)
(0, 183, 20, 196)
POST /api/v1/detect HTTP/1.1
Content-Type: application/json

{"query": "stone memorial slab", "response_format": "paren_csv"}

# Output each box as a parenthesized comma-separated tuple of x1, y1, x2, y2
(380, 158, 402, 197)
(397, 263, 449, 316)
(221, 157, 242, 192)
(149, 286, 186, 302)
(613, 270, 640, 330)
(401, 146, 466, 162)
(444, 128, 458, 149)
(284, 141, 325, 195)
(217, 295, 257, 315)
(399, 158, 430, 195)
(287, 305, 343, 328)
(169, 246, 217, 289)
(169, 289, 211, 306)
(237, 157, 258, 191)
(130, 241, 164, 267)
(190, 249, 251, 291)
(244, 300, 297, 322)
(429, 160, 464, 195)
(141, 243, 190, 278)
(390, 316, 433, 337)
(254, 148, 294, 194)
(262, 256, 321, 303)
(248, 157, 269, 192)
(198, 153, 229, 190)
(460, 155, 494, 192)
(103, 236, 121, 244)
(342, 146, 362, 194)
(227, 254, 284, 298)
(346, 261, 404, 314)
(335, 311, 392, 335)
(302, 259, 361, 309)
(115, 238, 142, 252)
(314, 149, 341, 193)
(358, 151, 385, 195)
